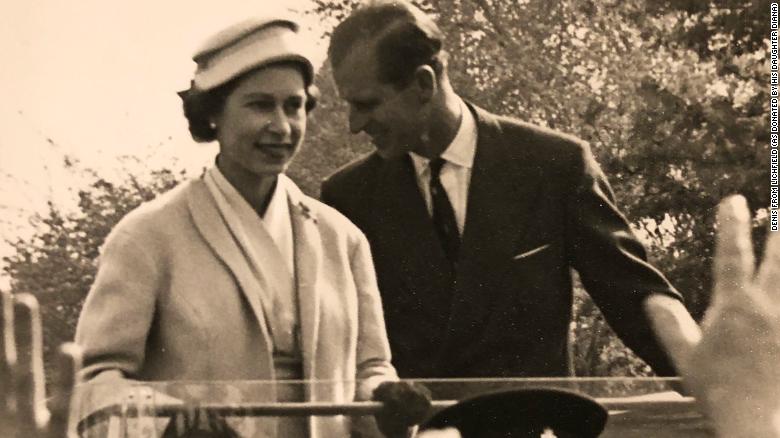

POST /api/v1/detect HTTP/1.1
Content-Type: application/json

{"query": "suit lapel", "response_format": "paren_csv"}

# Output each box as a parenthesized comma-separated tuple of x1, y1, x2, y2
(186, 180, 274, 358)
(284, 176, 321, 381)
(373, 155, 453, 294)
(459, 104, 542, 268)
(445, 104, 544, 343)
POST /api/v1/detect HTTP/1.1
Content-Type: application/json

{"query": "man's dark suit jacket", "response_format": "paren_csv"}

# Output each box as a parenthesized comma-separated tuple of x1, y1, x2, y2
(321, 102, 681, 378)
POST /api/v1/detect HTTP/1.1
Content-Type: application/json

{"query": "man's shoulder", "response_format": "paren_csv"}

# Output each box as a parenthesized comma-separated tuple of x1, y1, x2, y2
(471, 103, 589, 162)
(324, 151, 383, 187)
(499, 116, 586, 156)
(321, 151, 384, 208)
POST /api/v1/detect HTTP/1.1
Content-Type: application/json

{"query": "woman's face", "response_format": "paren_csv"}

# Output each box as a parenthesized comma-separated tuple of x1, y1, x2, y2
(214, 64, 307, 178)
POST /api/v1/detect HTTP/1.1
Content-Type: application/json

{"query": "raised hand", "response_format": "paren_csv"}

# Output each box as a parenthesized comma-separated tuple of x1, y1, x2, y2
(1, 292, 82, 438)
(646, 195, 780, 438)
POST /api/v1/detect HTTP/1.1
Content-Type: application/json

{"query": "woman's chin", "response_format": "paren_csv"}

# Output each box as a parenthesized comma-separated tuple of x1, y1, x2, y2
(248, 163, 289, 178)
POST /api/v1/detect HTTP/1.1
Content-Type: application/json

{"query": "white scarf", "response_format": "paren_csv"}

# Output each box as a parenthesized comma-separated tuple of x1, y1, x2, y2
(204, 167, 300, 356)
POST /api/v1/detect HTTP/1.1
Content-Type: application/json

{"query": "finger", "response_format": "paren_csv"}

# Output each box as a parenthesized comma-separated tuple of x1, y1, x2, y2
(712, 196, 755, 311)
(173, 411, 187, 436)
(185, 402, 198, 431)
(206, 409, 224, 433)
(13, 293, 47, 435)
(1, 292, 17, 413)
(195, 405, 211, 431)
(756, 220, 780, 300)
(48, 343, 82, 438)
(644, 294, 701, 373)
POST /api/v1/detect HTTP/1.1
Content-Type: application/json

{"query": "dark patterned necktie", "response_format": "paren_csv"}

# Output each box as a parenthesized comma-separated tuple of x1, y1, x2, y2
(429, 158, 460, 263)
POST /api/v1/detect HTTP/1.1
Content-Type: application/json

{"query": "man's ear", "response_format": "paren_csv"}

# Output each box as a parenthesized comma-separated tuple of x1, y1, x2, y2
(412, 65, 437, 103)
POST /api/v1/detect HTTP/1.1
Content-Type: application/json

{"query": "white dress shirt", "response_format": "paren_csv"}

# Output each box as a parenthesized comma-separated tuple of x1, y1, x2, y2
(409, 98, 478, 235)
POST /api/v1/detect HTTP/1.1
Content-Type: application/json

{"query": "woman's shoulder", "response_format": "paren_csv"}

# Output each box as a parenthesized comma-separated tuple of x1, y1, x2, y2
(298, 194, 362, 236)
(283, 176, 364, 242)
(110, 179, 200, 236)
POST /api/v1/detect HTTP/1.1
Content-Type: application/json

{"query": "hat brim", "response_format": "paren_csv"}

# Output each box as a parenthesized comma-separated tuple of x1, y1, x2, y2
(421, 388, 608, 438)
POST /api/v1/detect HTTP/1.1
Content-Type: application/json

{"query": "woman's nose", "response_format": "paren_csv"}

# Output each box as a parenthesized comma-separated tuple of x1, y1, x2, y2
(266, 108, 292, 139)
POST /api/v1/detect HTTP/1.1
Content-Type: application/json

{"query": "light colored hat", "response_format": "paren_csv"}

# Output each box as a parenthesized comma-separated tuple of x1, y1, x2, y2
(192, 14, 314, 91)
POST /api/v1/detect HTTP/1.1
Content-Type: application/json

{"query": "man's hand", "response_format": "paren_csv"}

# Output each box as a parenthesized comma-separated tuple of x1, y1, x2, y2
(646, 195, 780, 438)
(1, 292, 82, 438)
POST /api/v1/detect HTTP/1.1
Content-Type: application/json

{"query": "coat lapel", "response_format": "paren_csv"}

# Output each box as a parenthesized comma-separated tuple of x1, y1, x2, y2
(186, 179, 274, 359)
(283, 176, 321, 381)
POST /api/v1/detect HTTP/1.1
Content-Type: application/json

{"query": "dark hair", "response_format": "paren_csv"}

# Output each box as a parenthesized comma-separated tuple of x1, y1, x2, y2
(178, 60, 319, 143)
(328, 0, 447, 88)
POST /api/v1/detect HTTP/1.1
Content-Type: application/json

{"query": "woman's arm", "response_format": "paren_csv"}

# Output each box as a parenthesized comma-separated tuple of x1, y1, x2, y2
(350, 231, 398, 400)
(75, 225, 161, 381)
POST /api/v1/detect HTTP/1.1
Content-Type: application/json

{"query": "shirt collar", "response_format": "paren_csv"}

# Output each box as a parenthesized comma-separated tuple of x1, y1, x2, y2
(409, 98, 478, 175)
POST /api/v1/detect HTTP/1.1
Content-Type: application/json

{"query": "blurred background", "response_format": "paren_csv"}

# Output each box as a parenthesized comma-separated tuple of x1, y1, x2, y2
(0, 0, 769, 380)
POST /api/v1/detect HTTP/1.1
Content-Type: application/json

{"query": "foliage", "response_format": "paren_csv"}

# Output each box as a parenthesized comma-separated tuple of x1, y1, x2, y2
(2, 166, 184, 373)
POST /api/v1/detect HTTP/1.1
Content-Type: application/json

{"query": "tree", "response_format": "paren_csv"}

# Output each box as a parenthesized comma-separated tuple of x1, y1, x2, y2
(2, 164, 184, 373)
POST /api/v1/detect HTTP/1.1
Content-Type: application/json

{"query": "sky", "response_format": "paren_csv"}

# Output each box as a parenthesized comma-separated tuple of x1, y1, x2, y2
(0, 0, 328, 288)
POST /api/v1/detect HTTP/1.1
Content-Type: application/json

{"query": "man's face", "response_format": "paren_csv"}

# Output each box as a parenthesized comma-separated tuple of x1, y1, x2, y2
(333, 42, 427, 159)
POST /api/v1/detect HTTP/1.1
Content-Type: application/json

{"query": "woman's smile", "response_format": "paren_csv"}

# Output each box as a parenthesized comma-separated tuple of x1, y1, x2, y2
(253, 142, 292, 159)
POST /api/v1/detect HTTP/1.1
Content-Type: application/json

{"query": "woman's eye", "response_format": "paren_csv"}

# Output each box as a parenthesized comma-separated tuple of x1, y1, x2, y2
(247, 100, 274, 111)
(285, 98, 305, 113)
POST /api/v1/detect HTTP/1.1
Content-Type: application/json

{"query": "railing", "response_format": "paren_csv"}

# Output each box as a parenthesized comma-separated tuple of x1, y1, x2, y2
(72, 378, 713, 437)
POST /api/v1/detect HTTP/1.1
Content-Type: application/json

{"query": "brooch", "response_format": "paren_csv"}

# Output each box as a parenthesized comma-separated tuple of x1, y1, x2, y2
(297, 201, 317, 223)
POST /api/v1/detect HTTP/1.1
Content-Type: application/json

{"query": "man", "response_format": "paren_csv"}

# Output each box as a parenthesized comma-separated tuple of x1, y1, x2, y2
(321, 0, 692, 378)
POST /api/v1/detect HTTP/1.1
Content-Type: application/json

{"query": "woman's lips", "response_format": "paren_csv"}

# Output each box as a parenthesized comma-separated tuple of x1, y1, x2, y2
(254, 143, 292, 159)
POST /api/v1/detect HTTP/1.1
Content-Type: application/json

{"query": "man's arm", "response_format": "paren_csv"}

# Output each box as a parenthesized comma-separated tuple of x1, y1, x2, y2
(565, 141, 684, 375)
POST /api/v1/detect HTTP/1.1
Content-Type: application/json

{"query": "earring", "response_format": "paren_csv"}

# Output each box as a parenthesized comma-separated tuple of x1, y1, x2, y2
(420, 130, 430, 145)
(209, 120, 217, 130)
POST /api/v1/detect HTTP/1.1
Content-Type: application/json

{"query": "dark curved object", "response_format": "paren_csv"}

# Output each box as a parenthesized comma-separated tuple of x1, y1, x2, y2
(421, 388, 608, 438)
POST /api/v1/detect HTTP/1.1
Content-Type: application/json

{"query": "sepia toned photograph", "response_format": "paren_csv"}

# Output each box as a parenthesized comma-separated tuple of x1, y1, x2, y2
(1, 1, 775, 437)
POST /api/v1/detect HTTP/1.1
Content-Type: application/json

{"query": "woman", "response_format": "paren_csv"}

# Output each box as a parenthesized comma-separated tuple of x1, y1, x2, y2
(75, 13, 409, 437)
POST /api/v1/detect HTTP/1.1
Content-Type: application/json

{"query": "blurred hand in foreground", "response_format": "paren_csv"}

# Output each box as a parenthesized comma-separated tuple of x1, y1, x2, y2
(416, 428, 461, 438)
(372, 381, 432, 438)
(646, 195, 780, 438)
(1, 292, 82, 438)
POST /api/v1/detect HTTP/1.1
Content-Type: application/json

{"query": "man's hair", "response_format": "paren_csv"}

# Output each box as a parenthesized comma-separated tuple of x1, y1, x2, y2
(328, 0, 447, 88)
